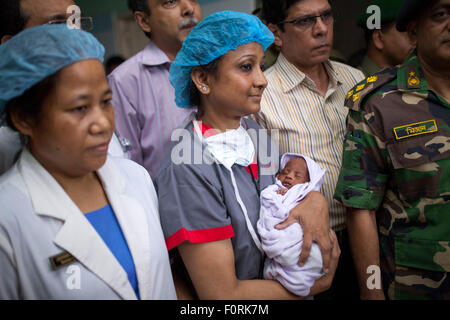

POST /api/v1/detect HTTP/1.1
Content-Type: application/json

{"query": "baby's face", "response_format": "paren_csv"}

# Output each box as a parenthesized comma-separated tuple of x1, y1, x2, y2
(277, 158, 310, 189)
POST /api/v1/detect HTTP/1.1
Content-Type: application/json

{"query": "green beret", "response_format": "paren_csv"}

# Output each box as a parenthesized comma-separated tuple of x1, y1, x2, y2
(357, 0, 405, 28)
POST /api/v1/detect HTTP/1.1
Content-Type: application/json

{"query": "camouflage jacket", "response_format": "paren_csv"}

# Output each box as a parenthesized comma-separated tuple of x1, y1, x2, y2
(334, 52, 450, 299)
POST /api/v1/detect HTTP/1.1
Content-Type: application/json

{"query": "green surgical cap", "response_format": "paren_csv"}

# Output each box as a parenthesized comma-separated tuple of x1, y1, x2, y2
(169, 10, 275, 108)
(0, 24, 105, 114)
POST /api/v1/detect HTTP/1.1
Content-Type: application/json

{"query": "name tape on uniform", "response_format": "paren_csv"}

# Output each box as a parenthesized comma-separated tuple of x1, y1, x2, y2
(393, 119, 437, 140)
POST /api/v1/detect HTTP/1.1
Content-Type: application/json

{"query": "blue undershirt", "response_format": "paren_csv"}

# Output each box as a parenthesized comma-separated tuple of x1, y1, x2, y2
(85, 204, 140, 299)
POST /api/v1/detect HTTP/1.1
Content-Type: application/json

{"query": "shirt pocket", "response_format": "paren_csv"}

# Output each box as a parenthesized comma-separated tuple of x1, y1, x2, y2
(395, 237, 450, 272)
(386, 130, 450, 201)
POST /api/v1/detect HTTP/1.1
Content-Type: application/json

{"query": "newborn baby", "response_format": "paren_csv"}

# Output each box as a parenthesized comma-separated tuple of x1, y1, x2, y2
(276, 157, 310, 194)
(257, 153, 326, 297)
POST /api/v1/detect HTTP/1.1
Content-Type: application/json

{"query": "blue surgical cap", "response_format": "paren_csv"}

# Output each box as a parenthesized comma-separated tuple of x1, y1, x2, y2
(170, 10, 275, 108)
(0, 24, 105, 113)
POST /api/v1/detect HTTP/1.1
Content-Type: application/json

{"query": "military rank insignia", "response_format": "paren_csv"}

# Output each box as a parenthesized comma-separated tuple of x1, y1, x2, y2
(407, 71, 421, 87)
(367, 76, 377, 83)
(356, 84, 365, 92)
(347, 89, 354, 99)
(393, 119, 437, 140)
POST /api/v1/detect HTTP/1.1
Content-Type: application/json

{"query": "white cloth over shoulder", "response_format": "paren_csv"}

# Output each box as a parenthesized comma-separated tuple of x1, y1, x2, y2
(257, 153, 326, 297)
(196, 120, 255, 170)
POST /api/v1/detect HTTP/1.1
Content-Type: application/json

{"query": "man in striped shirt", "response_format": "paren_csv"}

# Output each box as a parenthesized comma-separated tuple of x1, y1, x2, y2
(108, 0, 202, 178)
(255, 0, 365, 299)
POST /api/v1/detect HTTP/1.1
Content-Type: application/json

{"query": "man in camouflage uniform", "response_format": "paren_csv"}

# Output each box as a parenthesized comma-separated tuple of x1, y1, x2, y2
(334, 0, 450, 300)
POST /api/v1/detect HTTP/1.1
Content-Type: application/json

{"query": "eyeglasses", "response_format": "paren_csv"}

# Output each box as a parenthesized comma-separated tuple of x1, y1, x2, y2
(278, 9, 333, 30)
(46, 16, 94, 31)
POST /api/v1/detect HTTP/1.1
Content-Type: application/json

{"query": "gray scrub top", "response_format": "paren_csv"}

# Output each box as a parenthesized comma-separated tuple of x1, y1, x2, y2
(155, 117, 279, 280)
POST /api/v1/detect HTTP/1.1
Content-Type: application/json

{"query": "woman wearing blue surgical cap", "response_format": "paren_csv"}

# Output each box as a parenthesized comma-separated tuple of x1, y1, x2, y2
(0, 24, 176, 300)
(155, 11, 340, 299)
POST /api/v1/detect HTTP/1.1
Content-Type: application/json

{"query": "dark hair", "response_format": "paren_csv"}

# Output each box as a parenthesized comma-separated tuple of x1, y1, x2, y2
(261, 0, 333, 31)
(0, 0, 28, 40)
(4, 72, 60, 132)
(261, 0, 301, 31)
(127, 0, 151, 14)
(189, 57, 222, 117)
(127, 0, 151, 38)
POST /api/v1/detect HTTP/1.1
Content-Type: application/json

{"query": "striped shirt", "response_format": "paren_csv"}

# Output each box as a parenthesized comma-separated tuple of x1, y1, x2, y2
(108, 42, 195, 178)
(252, 53, 364, 231)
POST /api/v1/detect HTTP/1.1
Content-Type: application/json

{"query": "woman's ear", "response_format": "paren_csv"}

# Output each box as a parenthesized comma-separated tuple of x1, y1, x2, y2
(191, 67, 211, 95)
(9, 109, 35, 138)
(268, 23, 283, 48)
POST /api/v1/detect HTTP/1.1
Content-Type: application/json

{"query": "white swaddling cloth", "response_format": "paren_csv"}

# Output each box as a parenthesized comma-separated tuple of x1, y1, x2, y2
(257, 153, 326, 297)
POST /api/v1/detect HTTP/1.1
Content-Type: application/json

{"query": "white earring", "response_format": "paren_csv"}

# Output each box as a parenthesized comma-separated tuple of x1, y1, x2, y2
(202, 86, 207, 92)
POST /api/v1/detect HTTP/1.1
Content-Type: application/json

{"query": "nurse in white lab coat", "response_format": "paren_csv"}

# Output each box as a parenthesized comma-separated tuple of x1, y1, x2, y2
(0, 25, 176, 300)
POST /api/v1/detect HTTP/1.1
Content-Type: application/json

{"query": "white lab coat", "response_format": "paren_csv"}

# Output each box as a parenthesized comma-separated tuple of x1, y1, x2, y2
(0, 148, 176, 300)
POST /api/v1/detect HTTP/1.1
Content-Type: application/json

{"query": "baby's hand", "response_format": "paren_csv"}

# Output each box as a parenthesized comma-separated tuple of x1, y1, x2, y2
(276, 189, 288, 195)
